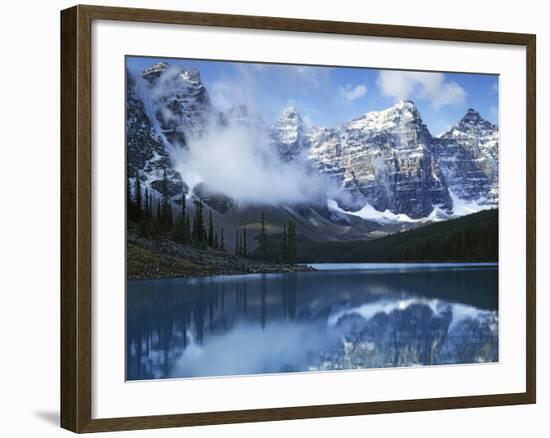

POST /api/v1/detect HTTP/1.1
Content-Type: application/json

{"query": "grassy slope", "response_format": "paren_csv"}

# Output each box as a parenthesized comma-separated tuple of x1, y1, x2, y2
(127, 225, 314, 280)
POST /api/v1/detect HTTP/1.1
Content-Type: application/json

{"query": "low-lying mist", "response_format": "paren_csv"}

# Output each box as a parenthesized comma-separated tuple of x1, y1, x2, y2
(170, 123, 332, 206)
(134, 63, 347, 208)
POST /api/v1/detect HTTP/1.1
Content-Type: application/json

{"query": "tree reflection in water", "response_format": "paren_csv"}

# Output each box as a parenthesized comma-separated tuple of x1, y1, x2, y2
(127, 266, 498, 380)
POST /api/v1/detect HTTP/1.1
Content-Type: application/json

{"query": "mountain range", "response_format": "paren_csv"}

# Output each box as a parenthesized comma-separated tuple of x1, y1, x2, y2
(126, 62, 499, 246)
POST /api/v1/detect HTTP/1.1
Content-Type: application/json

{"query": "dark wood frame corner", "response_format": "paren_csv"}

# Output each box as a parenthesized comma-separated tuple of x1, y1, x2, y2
(60, 4, 536, 433)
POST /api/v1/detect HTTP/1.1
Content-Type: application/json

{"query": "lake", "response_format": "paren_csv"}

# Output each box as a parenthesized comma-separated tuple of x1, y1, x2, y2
(126, 263, 498, 380)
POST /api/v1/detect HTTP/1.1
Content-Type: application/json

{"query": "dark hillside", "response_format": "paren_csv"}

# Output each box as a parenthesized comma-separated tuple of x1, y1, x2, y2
(252, 209, 498, 263)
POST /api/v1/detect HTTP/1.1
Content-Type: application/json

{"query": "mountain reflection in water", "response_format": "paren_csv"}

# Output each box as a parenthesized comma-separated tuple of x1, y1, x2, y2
(126, 264, 498, 380)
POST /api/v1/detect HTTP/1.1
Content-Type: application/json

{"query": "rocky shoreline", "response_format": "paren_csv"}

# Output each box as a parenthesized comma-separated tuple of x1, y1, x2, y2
(127, 233, 315, 281)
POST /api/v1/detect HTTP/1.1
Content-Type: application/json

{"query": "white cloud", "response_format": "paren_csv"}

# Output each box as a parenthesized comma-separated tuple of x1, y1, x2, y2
(209, 64, 261, 114)
(171, 321, 330, 378)
(170, 121, 330, 206)
(209, 64, 330, 116)
(339, 83, 368, 103)
(209, 81, 234, 111)
(376, 71, 466, 109)
(286, 65, 329, 89)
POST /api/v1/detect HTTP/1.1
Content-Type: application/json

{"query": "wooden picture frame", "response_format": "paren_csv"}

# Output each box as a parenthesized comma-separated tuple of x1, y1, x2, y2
(61, 4, 536, 433)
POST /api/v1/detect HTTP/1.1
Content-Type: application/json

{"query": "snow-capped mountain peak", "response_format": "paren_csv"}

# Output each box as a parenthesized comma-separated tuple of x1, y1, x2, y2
(382, 99, 422, 122)
(393, 99, 419, 113)
(459, 108, 484, 125)
(308, 99, 451, 218)
(281, 105, 302, 120)
(270, 106, 310, 161)
(137, 62, 215, 148)
(432, 108, 499, 209)
(178, 68, 201, 85)
(142, 62, 202, 87)
(451, 108, 497, 135)
(142, 61, 169, 82)
(463, 107, 483, 119)
(346, 100, 424, 133)
(440, 108, 498, 148)
(128, 61, 499, 229)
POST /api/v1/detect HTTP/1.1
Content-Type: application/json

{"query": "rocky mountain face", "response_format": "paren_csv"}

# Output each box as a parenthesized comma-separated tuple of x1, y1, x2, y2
(126, 69, 184, 197)
(127, 61, 499, 242)
(319, 301, 498, 370)
(433, 108, 499, 204)
(141, 61, 216, 148)
(270, 106, 311, 162)
(288, 101, 498, 219)
(307, 101, 453, 218)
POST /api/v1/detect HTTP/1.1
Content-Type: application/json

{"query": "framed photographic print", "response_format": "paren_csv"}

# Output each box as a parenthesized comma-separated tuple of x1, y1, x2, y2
(60, 4, 536, 433)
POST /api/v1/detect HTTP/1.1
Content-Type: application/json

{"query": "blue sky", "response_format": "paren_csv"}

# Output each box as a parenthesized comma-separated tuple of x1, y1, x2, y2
(127, 56, 498, 136)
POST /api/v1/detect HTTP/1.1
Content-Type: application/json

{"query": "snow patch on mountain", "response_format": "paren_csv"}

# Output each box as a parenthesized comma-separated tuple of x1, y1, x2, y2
(449, 190, 492, 217)
(435, 108, 499, 207)
(327, 199, 417, 224)
(328, 297, 495, 332)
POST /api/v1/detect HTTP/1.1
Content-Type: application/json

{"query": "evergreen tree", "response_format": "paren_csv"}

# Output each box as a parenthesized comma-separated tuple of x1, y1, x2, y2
(181, 192, 186, 218)
(173, 191, 188, 243)
(185, 214, 191, 243)
(127, 177, 135, 221)
(207, 210, 214, 247)
(235, 230, 240, 256)
(139, 212, 150, 237)
(193, 200, 205, 244)
(135, 176, 142, 221)
(280, 225, 288, 263)
(287, 220, 297, 263)
(148, 191, 153, 218)
(220, 228, 225, 252)
(144, 187, 149, 219)
(160, 168, 172, 231)
(214, 231, 219, 250)
(258, 212, 267, 261)
(174, 214, 182, 242)
(192, 204, 198, 242)
(156, 199, 161, 224)
(139, 186, 152, 237)
(166, 201, 173, 230)
(242, 228, 248, 257)
(199, 202, 205, 242)
(174, 214, 186, 243)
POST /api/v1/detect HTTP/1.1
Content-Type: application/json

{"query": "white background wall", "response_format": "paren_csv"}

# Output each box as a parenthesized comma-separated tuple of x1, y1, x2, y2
(0, 0, 546, 436)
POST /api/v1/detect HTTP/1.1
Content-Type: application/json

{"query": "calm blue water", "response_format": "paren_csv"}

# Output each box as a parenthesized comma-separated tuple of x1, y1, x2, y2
(126, 263, 498, 380)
